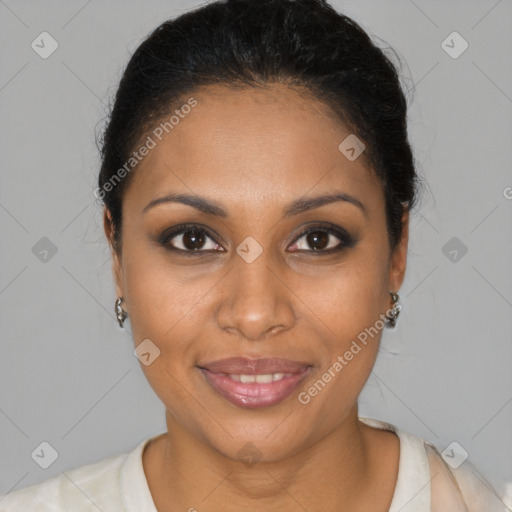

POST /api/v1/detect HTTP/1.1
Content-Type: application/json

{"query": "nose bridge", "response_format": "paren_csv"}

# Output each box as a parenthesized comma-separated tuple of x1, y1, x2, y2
(216, 246, 295, 341)
(235, 252, 275, 301)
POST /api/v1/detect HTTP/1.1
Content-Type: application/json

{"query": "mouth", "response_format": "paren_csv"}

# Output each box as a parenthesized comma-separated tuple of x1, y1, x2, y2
(198, 357, 312, 409)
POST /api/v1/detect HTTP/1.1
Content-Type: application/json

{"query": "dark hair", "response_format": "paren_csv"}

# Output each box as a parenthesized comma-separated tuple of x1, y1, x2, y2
(97, 0, 418, 251)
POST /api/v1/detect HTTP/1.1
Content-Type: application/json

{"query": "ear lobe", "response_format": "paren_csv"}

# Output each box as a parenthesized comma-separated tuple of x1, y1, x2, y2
(111, 256, 124, 300)
(103, 208, 124, 299)
(103, 208, 116, 249)
(388, 208, 410, 292)
(103, 209, 112, 240)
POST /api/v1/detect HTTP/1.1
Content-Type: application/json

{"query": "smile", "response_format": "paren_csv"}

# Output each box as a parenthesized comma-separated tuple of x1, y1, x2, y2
(198, 357, 312, 409)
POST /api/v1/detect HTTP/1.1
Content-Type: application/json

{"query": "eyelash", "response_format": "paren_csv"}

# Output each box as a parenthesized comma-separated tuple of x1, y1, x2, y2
(159, 222, 354, 256)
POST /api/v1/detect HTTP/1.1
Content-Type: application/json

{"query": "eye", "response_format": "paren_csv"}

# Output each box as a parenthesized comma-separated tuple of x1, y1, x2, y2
(288, 223, 354, 253)
(160, 222, 354, 255)
(160, 224, 223, 254)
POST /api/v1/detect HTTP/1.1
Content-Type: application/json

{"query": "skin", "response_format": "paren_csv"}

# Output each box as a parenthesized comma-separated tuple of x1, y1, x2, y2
(104, 83, 409, 511)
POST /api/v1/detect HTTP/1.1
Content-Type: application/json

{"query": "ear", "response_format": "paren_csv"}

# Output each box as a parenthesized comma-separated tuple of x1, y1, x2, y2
(103, 208, 124, 300)
(387, 207, 409, 293)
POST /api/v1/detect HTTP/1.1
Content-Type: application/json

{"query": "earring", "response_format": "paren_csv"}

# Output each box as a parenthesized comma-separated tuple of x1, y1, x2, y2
(386, 291, 402, 327)
(115, 296, 127, 328)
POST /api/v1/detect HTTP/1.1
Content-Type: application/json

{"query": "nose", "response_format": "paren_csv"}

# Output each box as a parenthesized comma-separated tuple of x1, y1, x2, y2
(216, 252, 296, 342)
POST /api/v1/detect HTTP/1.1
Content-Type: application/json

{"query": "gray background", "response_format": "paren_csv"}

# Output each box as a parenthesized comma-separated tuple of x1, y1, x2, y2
(1, 0, 511, 504)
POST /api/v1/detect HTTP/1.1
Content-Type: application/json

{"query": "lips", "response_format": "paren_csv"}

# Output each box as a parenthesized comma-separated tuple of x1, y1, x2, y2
(199, 357, 310, 375)
(198, 357, 311, 409)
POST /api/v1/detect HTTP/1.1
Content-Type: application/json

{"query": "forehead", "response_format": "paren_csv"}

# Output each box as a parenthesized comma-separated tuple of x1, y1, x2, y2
(123, 83, 382, 214)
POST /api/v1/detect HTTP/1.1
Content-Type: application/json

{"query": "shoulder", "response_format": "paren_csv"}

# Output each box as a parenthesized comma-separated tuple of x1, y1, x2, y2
(359, 416, 511, 512)
(423, 442, 512, 512)
(0, 447, 130, 511)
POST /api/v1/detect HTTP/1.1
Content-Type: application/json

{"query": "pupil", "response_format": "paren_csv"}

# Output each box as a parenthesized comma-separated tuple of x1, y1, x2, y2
(183, 229, 205, 250)
(307, 231, 328, 250)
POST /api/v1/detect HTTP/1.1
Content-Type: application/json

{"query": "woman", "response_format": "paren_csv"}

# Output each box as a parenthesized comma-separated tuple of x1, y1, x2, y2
(1, 0, 509, 510)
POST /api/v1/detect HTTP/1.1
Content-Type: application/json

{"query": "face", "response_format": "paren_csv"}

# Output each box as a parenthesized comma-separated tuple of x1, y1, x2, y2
(104, 83, 408, 462)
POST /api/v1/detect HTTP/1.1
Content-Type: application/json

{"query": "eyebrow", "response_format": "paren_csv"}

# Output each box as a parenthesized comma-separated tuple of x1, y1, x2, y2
(142, 191, 367, 217)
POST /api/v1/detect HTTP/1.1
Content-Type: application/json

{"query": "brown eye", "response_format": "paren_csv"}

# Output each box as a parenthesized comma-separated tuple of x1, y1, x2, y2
(289, 224, 354, 253)
(304, 231, 329, 250)
(181, 229, 207, 250)
(161, 225, 222, 253)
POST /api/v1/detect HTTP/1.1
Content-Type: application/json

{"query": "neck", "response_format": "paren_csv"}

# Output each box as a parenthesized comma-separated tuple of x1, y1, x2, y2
(145, 405, 376, 511)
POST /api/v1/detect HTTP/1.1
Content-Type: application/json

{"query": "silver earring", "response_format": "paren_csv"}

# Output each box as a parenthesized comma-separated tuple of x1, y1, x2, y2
(115, 297, 127, 328)
(386, 291, 402, 327)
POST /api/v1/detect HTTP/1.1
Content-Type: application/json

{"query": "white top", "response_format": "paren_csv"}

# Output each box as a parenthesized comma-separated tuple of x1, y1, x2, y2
(1, 416, 510, 511)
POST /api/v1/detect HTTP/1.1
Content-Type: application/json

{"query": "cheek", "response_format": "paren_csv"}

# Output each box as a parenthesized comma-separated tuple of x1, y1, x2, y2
(295, 270, 388, 423)
(121, 244, 206, 339)
(292, 242, 389, 394)
(121, 249, 209, 429)
(295, 248, 389, 342)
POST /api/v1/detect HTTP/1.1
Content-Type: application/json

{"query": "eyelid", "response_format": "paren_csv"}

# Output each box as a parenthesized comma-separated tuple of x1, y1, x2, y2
(159, 223, 225, 254)
(294, 222, 349, 239)
(160, 222, 353, 254)
(290, 222, 353, 251)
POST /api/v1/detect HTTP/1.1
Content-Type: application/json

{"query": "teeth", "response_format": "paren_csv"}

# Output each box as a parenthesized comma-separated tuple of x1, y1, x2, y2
(227, 372, 291, 383)
(255, 374, 273, 384)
